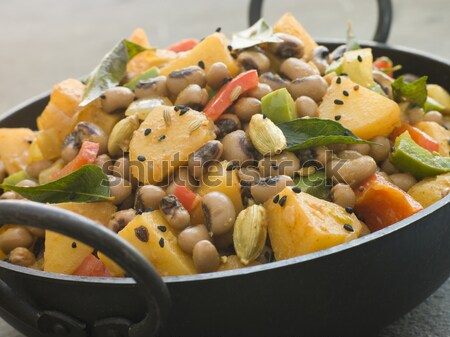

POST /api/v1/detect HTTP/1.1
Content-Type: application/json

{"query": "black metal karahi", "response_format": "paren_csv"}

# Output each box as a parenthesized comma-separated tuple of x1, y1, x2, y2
(0, 1, 449, 336)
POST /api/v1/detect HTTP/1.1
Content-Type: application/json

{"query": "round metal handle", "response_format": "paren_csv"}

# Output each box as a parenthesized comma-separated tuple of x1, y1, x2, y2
(0, 200, 170, 337)
(249, 0, 393, 43)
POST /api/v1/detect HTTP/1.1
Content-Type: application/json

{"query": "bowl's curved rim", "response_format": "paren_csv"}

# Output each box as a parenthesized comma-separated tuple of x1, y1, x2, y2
(0, 40, 449, 285)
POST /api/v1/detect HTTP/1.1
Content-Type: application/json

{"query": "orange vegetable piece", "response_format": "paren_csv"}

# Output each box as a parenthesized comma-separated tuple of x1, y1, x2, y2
(390, 124, 439, 153)
(50, 141, 99, 182)
(73, 255, 111, 277)
(168, 38, 199, 53)
(129, 27, 151, 48)
(173, 184, 199, 214)
(354, 173, 423, 232)
(273, 12, 318, 61)
(204, 70, 259, 121)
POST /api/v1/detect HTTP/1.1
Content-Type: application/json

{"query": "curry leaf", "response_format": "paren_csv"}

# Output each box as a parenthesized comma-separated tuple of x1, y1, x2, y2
(80, 39, 148, 106)
(277, 118, 373, 151)
(392, 76, 428, 107)
(295, 170, 331, 200)
(231, 18, 282, 50)
(0, 165, 111, 203)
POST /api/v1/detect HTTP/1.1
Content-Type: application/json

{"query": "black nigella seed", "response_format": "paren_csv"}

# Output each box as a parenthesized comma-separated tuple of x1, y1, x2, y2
(137, 155, 146, 162)
(334, 115, 342, 121)
(27, 140, 33, 144)
(262, 114, 267, 119)
(159, 237, 165, 248)
(144, 128, 152, 136)
(157, 225, 167, 232)
(230, 53, 238, 59)
(390, 146, 396, 153)
(135, 209, 143, 215)
(215, 27, 222, 32)
(343, 90, 349, 97)
(226, 164, 237, 171)
(334, 99, 344, 105)
(292, 187, 302, 193)
(357, 55, 363, 62)
(100, 94, 106, 99)
(343, 224, 354, 232)
(341, 72, 348, 77)
(174, 105, 180, 111)
(336, 77, 341, 84)
(227, 45, 233, 51)
(158, 135, 166, 141)
(353, 85, 360, 91)
(273, 194, 280, 204)
(345, 207, 354, 214)
(135, 226, 149, 242)
(198, 60, 205, 69)
(71, 242, 77, 249)
(279, 195, 287, 207)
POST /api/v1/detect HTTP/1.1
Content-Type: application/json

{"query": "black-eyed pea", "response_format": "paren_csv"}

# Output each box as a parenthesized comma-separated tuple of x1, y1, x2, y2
(280, 58, 319, 81)
(246, 83, 272, 100)
(167, 66, 206, 96)
(160, 195, 190, 231)
(233, 97, 261, 123)
(268, 33, 305, 59)
(178, 224, 211, 255)
(192, 240, 220, 273)
(389, 173, 417, 192)
(0, 227, 34, 254)
(8, 247, 36, 267)
(331, 183, 356, 208)
(108, 175, 132, 206)
(135, 185, 166, 211)
(101, 87, 135, 113)
(287, 75, 328, 101)
(26, 160, 53, 179)
(202, 192, 236, 236)
(237, 51, 270, 74)
(295, 96, 318, 118)
(258, 152, 300, 178)
(369, 136, 391, 162)
(206, 62, 230, 90)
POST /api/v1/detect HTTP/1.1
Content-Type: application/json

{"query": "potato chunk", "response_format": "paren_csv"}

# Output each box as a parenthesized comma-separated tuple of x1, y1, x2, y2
(44, 202, 116, 275)
(129, 106, 216, 184)
(0, 128, 35, 174)
(408, 173, 450, 208)
(319, 76, 401, 140)
(160, 33, 239, 77)
(273, 12, 318, 61)
(99, 211, 196, 277)
(265, 188, 362, 260)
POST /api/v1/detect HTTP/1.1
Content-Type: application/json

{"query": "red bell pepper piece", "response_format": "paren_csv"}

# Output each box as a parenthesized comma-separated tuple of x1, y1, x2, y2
(354, 173, 423, 232)
(74, 255, 111, 277)
(168, 38, 198, 53)
(390, 124, 439, 153)
(173, 184, 199, 214)
(374, 56, 394, 77)
(204, 70, 259, 121)
(50, 141, 99, 182)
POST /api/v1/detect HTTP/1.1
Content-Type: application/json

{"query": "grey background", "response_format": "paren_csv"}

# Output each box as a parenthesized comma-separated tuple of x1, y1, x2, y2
(0, 0, 449, 336)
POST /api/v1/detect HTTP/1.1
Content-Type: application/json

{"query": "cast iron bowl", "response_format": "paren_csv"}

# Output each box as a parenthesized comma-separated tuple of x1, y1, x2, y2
(1, 1, 450, 336)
